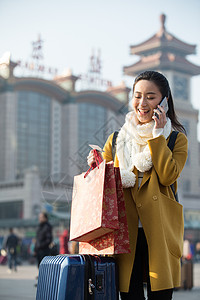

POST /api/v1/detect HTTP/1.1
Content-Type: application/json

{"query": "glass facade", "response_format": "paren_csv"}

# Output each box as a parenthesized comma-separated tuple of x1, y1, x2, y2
(78, 102, 107, 168)
(0, 200, 23, 219)
(17, 91, 51, 179)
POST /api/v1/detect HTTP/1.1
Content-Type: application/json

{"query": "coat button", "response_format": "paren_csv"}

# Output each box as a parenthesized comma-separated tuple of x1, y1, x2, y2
(152, 195, 158, 201)
(137, 203, 142, 207)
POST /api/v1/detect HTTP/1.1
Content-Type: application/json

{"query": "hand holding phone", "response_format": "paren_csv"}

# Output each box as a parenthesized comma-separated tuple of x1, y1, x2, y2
(154, 97, 168, 119)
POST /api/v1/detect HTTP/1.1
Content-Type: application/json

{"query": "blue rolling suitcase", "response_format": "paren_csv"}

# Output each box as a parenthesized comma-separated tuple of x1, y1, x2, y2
(36, 254, 119, 300)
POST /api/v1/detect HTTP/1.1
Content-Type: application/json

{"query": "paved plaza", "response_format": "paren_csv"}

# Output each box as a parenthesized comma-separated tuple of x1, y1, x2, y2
(0, 262, 199, 299)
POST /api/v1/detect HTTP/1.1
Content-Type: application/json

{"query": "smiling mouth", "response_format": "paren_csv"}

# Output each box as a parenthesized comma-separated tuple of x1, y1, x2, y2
(138, 109, 150, 114)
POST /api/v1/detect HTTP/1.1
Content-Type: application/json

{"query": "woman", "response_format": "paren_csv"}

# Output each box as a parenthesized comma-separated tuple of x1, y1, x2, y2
(87, 71, 188, 300)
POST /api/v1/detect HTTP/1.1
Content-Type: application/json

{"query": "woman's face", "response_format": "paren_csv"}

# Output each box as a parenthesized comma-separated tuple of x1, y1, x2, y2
(133, 80, 162, 124)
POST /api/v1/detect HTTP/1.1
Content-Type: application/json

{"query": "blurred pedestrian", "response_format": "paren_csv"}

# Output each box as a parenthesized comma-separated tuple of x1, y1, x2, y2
(183, 239, 192, 261)
(34, 212, 52, 268)
(59, 229, 69, 254)
(6, 228, 18, 272)
(196, 242, 200, 262)
(29, 238, 36, 264)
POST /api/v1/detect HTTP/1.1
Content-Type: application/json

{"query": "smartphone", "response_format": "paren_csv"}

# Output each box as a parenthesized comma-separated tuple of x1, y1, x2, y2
(159, 96, 169, 114)
(154, 96, 168, 118)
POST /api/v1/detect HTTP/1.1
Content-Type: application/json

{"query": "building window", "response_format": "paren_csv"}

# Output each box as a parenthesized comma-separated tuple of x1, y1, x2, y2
(77, 102, 107, 170)
(181, 119, 190, 135)
(182, 180, 191, 193)
(199, 143, 200, 166)
(173, 75, 189, 100)
(185, 151, 190, 166)
(78, 102, 107, 148)
(17, 91, 51, 179)
(0, 201, 23, 219)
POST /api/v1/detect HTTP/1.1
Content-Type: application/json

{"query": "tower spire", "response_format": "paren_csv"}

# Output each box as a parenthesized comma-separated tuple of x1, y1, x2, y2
(160, 13, 166, 31)
(157, 13, 166, 37)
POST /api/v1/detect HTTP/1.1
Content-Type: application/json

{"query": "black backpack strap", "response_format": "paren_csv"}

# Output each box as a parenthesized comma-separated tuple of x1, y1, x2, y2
(112, 131, 119, 161)
(167, 131, 179, 202)
(167, 131, 179, 152)
(170, 184, 178, 202)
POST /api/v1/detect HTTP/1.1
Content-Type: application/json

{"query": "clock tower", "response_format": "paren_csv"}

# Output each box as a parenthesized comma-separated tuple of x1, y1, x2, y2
(123, 14, 200, 238)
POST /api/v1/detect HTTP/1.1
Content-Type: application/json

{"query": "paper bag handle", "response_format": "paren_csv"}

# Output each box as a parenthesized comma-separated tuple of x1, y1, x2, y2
(84, 149, 103, 178)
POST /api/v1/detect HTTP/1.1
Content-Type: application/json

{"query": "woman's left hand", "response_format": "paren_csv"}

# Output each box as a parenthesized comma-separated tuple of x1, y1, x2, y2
(152, 105, 167, 129)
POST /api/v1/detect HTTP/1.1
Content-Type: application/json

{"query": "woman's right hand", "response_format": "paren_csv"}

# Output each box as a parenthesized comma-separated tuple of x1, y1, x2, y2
(87, 150, 103, 167)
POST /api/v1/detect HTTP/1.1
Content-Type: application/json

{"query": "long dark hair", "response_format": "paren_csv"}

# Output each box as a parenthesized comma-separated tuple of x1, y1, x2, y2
(133, 71, 186, 134)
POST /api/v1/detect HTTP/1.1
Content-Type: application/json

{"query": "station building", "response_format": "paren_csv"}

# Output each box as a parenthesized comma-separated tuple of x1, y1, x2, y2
(0, 53, 129, 237)
(0, 14, 200, 246)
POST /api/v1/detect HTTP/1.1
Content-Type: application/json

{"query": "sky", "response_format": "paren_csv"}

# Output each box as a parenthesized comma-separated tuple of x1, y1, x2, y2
(1, 0, 200, 136)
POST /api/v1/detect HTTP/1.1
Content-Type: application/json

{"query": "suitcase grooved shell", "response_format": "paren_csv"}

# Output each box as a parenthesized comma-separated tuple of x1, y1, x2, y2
(36, 254, 118, 300)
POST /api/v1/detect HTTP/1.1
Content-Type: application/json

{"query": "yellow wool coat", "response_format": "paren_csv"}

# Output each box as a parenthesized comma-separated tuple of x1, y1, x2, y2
(102, 131, 188, 292)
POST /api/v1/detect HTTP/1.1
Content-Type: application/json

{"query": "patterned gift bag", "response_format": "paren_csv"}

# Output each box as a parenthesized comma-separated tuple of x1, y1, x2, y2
(79, 167, 131, 254)
(70, 161, 120, 242)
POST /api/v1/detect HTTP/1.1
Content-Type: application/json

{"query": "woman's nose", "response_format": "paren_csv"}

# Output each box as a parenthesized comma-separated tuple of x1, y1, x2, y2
(139, 97, 147, 106)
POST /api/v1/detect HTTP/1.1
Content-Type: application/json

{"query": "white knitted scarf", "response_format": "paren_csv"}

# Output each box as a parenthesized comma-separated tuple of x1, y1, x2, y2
(116, 111, 172, 188)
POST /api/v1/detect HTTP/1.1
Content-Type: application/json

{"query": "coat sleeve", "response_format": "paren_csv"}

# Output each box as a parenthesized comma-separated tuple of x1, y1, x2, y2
(102, 132, 114, 162)
(147, 132, 188, 186)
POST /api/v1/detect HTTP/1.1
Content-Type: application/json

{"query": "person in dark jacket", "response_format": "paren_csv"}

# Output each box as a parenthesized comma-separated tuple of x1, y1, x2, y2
(6, 228, 19, 272)
(34, 212, 52, 268)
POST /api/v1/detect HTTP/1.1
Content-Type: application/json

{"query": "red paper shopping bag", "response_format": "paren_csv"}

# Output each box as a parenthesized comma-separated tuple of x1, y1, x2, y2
(79, 167, 131, 254)
(70, 160, 120, 242)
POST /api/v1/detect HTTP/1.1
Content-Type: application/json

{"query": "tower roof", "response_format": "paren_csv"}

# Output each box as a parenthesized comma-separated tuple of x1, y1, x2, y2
(124, 52, 200, 76)
(130, 14, 196, 56)
(124, 14, 200, 77)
